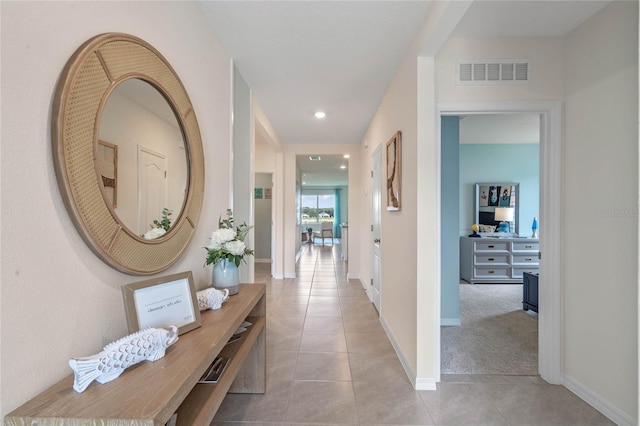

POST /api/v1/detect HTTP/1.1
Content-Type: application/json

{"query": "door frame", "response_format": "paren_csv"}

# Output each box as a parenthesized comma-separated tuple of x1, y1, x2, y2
(370, 144, 383, 312)
(136, 145, 168, 235)
(437, 101, 562, 385)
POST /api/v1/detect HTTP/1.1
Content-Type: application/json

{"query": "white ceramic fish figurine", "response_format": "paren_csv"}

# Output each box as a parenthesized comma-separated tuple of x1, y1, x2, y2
(69, 325, 178, 393)
(197, 287, 229, 311)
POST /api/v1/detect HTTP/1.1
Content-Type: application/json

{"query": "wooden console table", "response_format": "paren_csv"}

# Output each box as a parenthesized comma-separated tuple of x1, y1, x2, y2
(5, 283, 266, 426)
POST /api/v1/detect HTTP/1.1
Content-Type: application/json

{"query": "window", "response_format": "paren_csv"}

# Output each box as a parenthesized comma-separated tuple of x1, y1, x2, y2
(301, 193, 335, 225)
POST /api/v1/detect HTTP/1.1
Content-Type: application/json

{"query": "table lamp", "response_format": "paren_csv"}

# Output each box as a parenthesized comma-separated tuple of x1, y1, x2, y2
(494, 207, 514, 233)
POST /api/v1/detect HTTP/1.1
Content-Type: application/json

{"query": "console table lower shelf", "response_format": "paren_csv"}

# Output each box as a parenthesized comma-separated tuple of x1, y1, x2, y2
(5, 283, 266, 426)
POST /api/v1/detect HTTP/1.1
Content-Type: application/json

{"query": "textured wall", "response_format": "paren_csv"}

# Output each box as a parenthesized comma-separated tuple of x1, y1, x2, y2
(1, 1, 232, 414)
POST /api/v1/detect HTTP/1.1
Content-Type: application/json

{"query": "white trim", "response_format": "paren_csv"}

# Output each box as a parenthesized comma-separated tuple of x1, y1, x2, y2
(441, 318, 461, 326)
(347, 273, 361, 280)
(272, 273, 284, 280)
(370, 144, 383, 309)
(380, 315, 418, 389)
(564, 374, 636, 426)
(437, 100, 563, 385)
(284, 272, 296, 279)
(415, 377, 438, 391)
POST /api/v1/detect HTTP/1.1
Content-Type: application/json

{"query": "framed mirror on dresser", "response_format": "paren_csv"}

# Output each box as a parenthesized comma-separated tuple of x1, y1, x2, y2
(474, 182, 519, 235)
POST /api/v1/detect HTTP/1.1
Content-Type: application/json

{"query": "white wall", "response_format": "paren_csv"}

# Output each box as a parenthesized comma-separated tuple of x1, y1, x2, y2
(436, 36, 565, 102)
(563, 1, 638, 422)
(254, 103, 285, 278)
(361, 53, 419, 375)
(254, 173, 273, 261)
(232, 66, 254, 284)
(434, 2, 637, 422)
(100, 90, 187, 234)
(1, 2, 232, 415)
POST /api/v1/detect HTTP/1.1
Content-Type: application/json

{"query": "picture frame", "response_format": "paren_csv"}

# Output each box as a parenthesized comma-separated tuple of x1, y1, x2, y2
(386, 131, 402, 211)
(255, 187, 263, 199)
(97, 140, 117, 208)
(122, 271, 201, 335)
(264, 188, 272, 199)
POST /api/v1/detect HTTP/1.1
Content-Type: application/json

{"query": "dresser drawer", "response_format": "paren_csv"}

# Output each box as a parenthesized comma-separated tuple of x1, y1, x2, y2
(474, 267, 510, 279)
(513, 266, 539, 279)
(475, 254, 510, 265)
(512, 254, 538, 265)
(513, 241, 539, 251)
(474, 241, 509, 251)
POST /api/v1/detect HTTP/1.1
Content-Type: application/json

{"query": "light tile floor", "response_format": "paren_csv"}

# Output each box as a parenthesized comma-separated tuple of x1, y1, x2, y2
(212, 243, 614, 425)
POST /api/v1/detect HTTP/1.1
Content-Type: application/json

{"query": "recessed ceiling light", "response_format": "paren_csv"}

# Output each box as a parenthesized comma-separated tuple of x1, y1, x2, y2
(314, 111, 326, 119)
(309, 156, 321, 161)
(340, 165, 346, 169)
(343, 154, 350, 159)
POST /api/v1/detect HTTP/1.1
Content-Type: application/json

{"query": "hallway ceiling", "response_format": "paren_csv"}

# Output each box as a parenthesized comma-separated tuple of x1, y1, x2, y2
(198, 1, 610, 147)
(297, 155, 349, 188)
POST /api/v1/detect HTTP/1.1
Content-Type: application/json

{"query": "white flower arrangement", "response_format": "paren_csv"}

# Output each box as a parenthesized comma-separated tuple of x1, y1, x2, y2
(142, 227, 166, 240)
(205, 209, 254, 267)
(142, 208, 172, 240)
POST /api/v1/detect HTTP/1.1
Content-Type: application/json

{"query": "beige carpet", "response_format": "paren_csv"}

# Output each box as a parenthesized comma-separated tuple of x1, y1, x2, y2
(441, 283, 538, 375)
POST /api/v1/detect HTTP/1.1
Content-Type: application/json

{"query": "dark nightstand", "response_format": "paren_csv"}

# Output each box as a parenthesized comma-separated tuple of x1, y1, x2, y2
(523, 272, 539, 313)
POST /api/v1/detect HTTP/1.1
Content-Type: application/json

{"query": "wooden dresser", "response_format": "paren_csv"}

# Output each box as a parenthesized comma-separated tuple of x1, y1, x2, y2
(460, 236, 539, 284)
(5, 283, 266, 426)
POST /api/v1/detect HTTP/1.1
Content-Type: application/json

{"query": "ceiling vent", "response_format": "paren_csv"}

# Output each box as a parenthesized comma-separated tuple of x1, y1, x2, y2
(458, 60, 529, 84)
(309, 156, 321, 161)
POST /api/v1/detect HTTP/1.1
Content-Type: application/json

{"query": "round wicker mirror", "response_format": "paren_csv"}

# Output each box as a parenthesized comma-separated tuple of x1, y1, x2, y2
(52, 33, 204, 275)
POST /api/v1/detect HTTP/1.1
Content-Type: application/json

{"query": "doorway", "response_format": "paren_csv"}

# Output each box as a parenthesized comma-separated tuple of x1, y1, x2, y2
(137, 145, 167, 235)
(437, 101, 562, 384)
(441, 113, 540, 375)
(255, 173, 273, 275)
(370, 146, 382, 312)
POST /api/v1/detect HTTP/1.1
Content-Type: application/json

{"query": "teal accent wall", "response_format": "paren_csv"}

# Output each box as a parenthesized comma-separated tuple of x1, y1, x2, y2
(459, 144, 540, 236)
(441, 116, 460, 325)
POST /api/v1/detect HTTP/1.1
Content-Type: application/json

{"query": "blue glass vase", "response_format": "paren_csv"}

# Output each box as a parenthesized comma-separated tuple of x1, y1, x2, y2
(212, 259, 239, 295)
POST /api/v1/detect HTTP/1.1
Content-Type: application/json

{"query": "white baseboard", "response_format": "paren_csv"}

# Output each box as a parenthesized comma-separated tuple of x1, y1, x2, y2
(415, 377, 438, 391)
(273, 274, 284, 279)
(255, 259, 271, 263)
(441, 318, 461, 326)
(284, 272, 296, 279)
(380, 315, 438, 391)
(347, 273, 360, 280)
(563, 374, 636, 426)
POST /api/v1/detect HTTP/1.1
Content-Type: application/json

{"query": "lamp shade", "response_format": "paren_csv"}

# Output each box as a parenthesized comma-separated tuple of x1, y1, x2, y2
(494, 207, 514, 222)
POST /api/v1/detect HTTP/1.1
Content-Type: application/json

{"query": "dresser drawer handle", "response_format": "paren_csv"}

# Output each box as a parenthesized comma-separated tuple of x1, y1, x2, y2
(488, 270, 495, 274)
(488, 258, 495, 261)
(488, 245, 495, 248)
(525, 245, 532, 248)
(525, 258, 533, 261)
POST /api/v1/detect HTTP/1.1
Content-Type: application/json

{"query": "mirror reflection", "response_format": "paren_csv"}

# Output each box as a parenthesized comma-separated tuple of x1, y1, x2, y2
(98, 79, 188, 239)
(474, 182, 520, 234)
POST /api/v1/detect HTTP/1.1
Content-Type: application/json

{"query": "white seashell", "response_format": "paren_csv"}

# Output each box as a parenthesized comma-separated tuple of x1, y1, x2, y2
(197, 287, 229, 311)
(68, 325, 178, 393)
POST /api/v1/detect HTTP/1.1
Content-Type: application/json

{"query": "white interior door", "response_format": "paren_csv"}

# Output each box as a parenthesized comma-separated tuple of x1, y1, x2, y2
(371, 146, 382, 313)
(137, 146, 167, 235)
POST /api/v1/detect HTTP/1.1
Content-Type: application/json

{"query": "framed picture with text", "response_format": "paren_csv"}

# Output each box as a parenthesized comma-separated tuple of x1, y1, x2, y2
(122, 271, 201, 335)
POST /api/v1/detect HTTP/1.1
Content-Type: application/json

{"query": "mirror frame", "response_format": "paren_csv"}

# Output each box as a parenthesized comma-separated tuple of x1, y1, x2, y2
(474, 182, 519, 234)
(52, 33, 204, 275)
